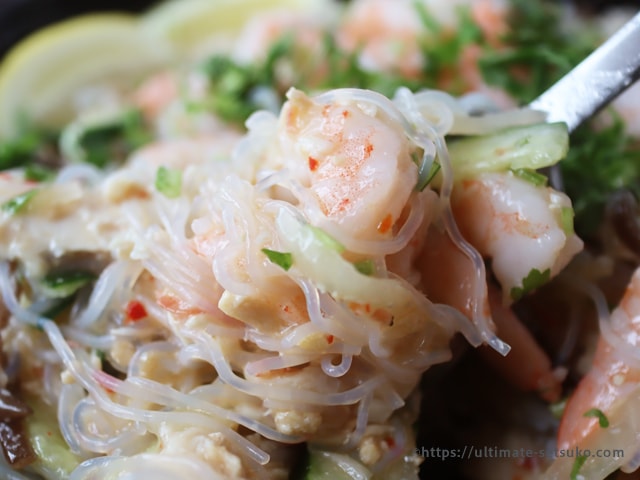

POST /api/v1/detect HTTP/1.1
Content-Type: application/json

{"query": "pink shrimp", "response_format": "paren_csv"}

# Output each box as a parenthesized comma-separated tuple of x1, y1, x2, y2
(132, 71, 179, 120)
(451, 171, 583, 304)
(418, 227, 562, 401)
(336, 0, 425, 78)
(543, 268, 640, 478)
(277, 88, 418, 242)
(470, 0, 509, 47)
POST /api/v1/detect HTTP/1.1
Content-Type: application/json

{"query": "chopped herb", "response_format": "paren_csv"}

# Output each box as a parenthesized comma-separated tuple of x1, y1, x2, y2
(510, 268, 551, 301)
(1, 189, 38, 215)
(511, 168, 548, 187)
(415, 2, 483, 93)
(353, 259, 375, 276)
(0, 130, 42, 171)
(94, 349, 106, 363)
(42, 271, 96, 299)
(561, 114, 640, 237)
(155, 166, 182, 198)
(199, 34, 295, 124)
(583, 408, 609, 428)
(308, 225, 345, 253)
(416, 158, 441, 191)
(24, 164, 55, 182)
(62, 109, 151, 168)
(478, 0, 597, 104)
(261, 248, 293, 271)
(320, 33, 422, 96)
(570, 454, 588, 480)
(560, 206, 575, 236)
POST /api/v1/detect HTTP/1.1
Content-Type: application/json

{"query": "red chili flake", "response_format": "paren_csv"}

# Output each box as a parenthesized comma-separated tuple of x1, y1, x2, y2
(342, 110, 349, 118)
(282, 304, 291, 313)
(364, 142, 374, 158)
(326, 335, 334, 344)
(377, 214, 393, 234)
(125, 300, 147, 322)
(308, 156, 319, 171)
(384, 436, 395, 448)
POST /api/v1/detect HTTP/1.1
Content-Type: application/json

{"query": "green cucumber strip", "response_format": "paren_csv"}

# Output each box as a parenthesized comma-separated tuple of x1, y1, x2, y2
(448, 122, 569, 181)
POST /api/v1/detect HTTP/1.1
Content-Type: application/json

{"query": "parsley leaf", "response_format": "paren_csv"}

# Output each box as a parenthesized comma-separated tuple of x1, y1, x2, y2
(570, 454, 588, 480)
(416, 3, 483, 94)
(261, 248, 293, 271)
(155, 167, 182, 198)
(0, 130, 42, 170)
(0, 127, 59, 175)
(510, 268, 551, 301)
(72, 109, 151, 168)
(479, 0, 597, 104)
(583, 408, 609, 428)
(561, 115, 640, 237)
(1, 189, 38, 215)
(199, 34, 296, 124)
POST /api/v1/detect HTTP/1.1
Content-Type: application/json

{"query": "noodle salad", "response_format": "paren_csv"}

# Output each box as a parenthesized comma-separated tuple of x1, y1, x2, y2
(0, 0, 639, 479)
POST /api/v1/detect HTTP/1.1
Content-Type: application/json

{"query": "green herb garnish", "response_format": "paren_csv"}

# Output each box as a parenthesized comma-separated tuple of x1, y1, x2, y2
(199, 34, 295, 124)
(155, 166, 182, 198)
(570, 454, 588, 480)
(561, 115, 640, 237)
(416, 2, 483, 94)
(0, 130, 43, 171)
(560, 206, 575, 236)
(261, 248, 293, 271)
(353, 259, 375, 276)
(63, 108, 151, 168)
(1, 189, 38, 215)
(583, 408, 609, 428)
(479, 0, 597, 104)
(510, 268, 551, 301)
(24, 164, 55, 182)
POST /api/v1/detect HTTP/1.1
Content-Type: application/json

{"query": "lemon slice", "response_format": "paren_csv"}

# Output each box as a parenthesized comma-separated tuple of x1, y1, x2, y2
(0, 14, 174, 139)
(141, 0, 330, 60)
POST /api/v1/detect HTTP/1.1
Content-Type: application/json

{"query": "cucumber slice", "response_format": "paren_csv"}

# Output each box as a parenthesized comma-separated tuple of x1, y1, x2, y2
(447, 122, 569, 181)
(24, 396, 81, 480)
(305, 450, 372, 480)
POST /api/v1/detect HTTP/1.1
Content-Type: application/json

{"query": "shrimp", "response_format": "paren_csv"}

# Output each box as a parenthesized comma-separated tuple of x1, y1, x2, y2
(542, 267, 640, 479)
(418, 227, 563, 401)
(418, 225, 486, 321)
(336, 0, 426, 78)
(132, 71, 179, 120)
(337, 0, 512, 104)
(276, 88, 418, 243)
(451, 171, 583, 303)
(480, 285, 564, 402)
(232, 9, 329, 66)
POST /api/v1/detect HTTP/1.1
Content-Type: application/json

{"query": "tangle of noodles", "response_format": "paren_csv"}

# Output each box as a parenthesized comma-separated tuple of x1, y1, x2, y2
(1, 63, 564, 478)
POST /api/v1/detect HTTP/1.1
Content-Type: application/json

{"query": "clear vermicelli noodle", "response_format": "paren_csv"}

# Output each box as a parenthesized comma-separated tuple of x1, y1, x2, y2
(1, 1, 640, 479)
